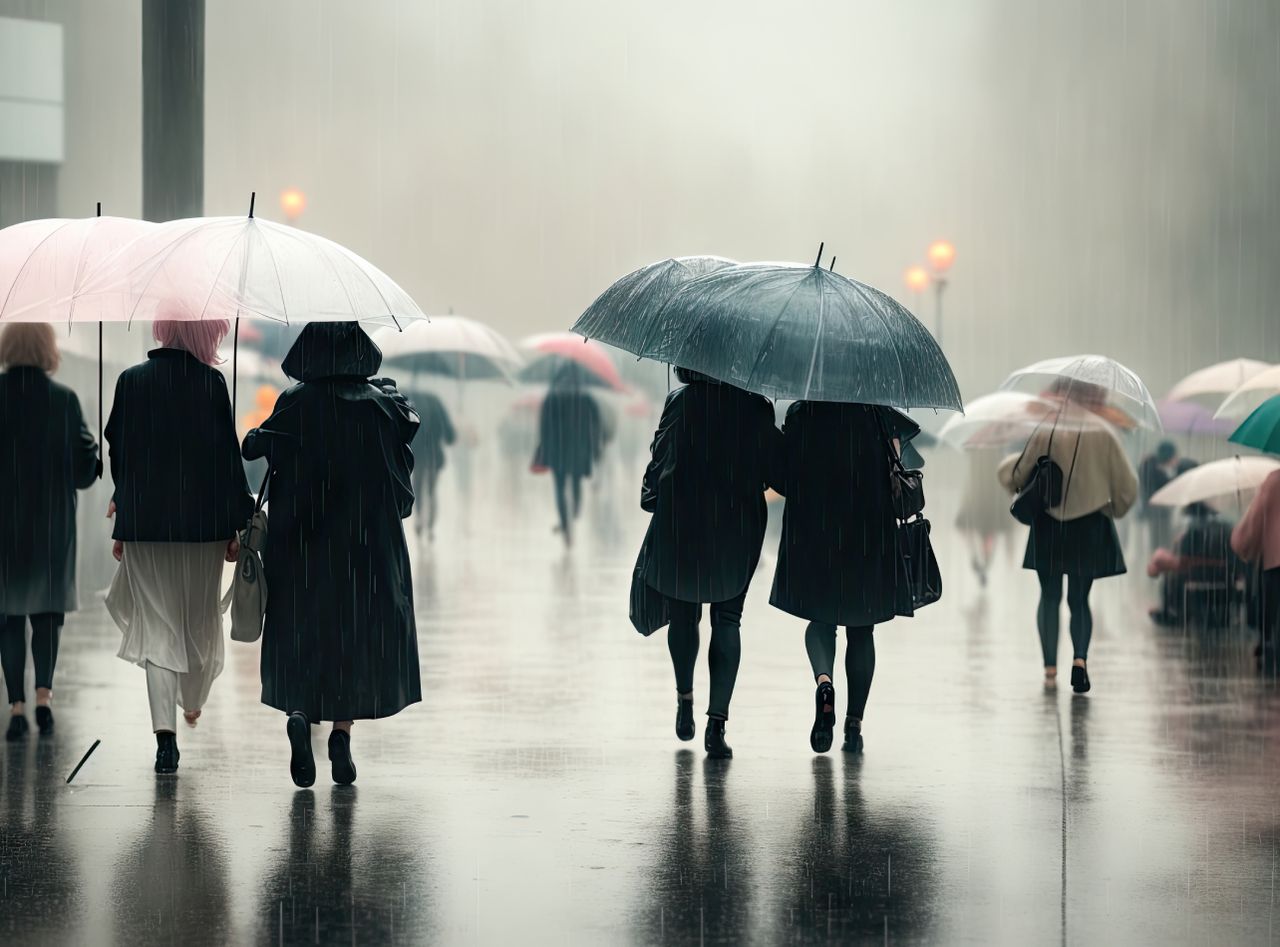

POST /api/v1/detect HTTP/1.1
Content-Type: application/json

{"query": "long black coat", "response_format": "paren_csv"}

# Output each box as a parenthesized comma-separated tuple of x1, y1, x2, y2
(639, 381, 782, 605)
(770, 402, 918, 627)
(242, 323, 421, 722)
(0, 367, 99, 614)
(537, 388, 604, 477)
(409, 390, 455, 475)
(105, 348, 252, 542)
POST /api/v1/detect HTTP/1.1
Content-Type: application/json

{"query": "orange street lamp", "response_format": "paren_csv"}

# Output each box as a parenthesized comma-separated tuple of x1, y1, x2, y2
(925, 240, 956, 348)
(904, 264, 930, 314)
(280, 187, 307, 224)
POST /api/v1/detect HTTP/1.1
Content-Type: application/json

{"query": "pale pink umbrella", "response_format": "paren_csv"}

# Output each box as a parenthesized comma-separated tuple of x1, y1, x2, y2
(518, 332, 627, 392)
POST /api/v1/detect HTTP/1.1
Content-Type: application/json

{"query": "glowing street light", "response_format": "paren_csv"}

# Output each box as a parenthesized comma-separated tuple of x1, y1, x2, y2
(904, 264, 930, 313)
(925, 240, 956, 348)
(280, 187, 307, 224)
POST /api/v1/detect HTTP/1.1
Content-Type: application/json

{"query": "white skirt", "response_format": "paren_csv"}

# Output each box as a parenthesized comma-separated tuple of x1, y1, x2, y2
(106, 542, 228, 710)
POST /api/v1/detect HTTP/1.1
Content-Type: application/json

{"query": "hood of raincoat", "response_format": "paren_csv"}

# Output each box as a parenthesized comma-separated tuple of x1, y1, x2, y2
(282, 322, 382, 382)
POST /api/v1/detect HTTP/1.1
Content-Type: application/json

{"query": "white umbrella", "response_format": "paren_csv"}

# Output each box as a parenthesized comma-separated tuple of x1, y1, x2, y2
(939, 391, 1115, 449)
(1166, 358, 1271, 404)
(1149, 455, 1280, 512)
(373, 315, 521, 383)
(1000, 353, 1161, 431)
(1215, 364, 1280, 420)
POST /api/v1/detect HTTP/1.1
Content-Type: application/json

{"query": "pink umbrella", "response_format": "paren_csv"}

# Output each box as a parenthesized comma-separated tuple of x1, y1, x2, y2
(518, 332, 627, 392)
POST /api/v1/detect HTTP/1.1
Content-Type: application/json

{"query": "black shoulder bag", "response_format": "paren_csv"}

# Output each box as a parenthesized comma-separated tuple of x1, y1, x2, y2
(1009, 416, 1081, 526)
(877, 411, 941, 617)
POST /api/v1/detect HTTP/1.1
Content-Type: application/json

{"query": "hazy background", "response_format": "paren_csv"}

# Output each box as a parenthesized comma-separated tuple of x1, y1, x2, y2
(0, 0, 1277, 397)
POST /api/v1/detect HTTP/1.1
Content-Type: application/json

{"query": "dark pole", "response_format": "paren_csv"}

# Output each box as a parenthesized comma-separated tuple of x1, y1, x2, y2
(142, 0, 205, 222)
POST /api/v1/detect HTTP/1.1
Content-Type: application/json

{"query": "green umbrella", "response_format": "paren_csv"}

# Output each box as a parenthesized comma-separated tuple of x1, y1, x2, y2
(1228, 393, 1280, 455)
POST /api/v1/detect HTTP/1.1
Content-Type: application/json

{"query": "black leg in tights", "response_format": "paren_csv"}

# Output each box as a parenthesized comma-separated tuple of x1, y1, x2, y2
(552, 469, 573, 537)
(666, 592, 745, 720)
(1036, 570, 1094, 665)
(804, 622, 876, 720)
(1, 614, 63, 705)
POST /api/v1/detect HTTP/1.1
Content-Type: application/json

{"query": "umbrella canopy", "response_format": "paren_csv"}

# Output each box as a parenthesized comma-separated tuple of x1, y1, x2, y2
(1149, 455, 1280, 511)
(0, 216, 155, 323)
(570, 255, 736, 351)
(1000, 354, 1161, 431)
(1157, 399, 1236, 437)
(939, 391, 1115, 449)
(78, 214, 424, 326)
(1166, 358, 1272, 404)
(518, 332, 627, 391)
(575, 258, 961, 410)
(1216, 364, 1280, 420)
(373, 316, 521, 383)
(1228, 394, 1280, 456)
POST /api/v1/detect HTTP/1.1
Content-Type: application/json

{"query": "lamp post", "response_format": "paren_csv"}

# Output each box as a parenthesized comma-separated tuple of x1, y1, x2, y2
(280, 187, 307, 224)
(903, 264, 930, 316)
(926, 239, 955, 348)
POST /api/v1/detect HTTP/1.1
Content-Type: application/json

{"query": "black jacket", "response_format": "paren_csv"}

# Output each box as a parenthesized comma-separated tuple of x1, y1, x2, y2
(410, 390, 456, 474)
(105, 348, 252, 543)
(243, 322, 422, 721)
(537, 387, 604, 477)
(770, 402, 918, 627)
(638, 380, 782, 604)
(0, 367, 99, 613)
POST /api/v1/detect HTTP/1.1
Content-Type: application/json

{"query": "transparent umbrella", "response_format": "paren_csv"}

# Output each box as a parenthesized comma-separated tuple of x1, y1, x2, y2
(1149, 455, 1280, 513)
(1215, 364, 1280, 420)
(939, 391, 1115, 450)
(574, 252, 961, 409)
(999, 354, 1161, 431)
(372, 316, 521, 383)
(1166, 358, 1272, 406)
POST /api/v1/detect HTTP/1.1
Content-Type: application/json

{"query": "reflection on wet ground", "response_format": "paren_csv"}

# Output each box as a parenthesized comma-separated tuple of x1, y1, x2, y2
(2, 464, 1279, 945)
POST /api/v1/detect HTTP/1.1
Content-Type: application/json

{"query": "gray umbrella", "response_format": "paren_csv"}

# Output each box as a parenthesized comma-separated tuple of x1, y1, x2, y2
(573, 254, 963, 410)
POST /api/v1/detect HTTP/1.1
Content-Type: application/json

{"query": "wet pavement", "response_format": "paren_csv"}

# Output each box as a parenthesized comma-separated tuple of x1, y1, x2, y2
(3, 461, 1280, 945)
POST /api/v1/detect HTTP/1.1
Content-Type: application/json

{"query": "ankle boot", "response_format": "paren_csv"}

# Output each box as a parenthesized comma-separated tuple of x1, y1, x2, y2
(154, 731, 180, 774)
(704, 718, 733, 759)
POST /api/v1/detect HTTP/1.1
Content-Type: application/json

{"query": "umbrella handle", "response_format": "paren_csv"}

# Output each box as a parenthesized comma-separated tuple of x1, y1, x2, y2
(232, 317, 239, 421)
(98, 321, 103, 478)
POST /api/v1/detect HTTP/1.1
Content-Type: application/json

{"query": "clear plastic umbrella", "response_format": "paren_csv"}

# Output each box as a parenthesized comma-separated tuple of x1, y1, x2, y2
(372, 316, 522, 383)
(1215, 364, 1280, 420)
(570, 255, 736, 351)
(939, 391, 1114, 450)
(574, 253, 961, 410)
(1149, 455, 1280, 513)
(1166, 358, 1271, 405)
(999, 354, 1161, 431)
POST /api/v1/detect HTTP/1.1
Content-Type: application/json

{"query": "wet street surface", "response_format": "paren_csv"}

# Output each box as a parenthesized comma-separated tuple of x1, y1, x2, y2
(3, 467, 1279, 946)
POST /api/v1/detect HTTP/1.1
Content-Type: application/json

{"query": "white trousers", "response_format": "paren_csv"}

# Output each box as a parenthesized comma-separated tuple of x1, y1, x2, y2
(145, 660, 207, 732)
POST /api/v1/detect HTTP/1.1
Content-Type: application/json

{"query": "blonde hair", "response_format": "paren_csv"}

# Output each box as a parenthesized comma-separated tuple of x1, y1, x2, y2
(0, 323, 60, 373)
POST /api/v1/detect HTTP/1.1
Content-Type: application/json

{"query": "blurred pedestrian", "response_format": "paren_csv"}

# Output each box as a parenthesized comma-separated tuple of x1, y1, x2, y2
(1138, 441, 1178, 550)
(1147, 501, 1239, 627)
(1231, 467, 1280, 670)
(637, 367, 782, 758)
(242, 322, 421, 788)
(999, 407, 1138, 693)
(769, 402, 918, 755)
(0, 324, 100, 741)
(534, 362, 605, 547)
(409, 389, 455, 541)
(956, 446, 1016, 587)
(105, 317, 251, 774)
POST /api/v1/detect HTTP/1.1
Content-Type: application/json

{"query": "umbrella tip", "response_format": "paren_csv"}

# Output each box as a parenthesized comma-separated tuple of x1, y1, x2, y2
(814, 242, 824, 267)
(829, 256, 836, 272)
(248, 192, 256, 219)
(95, 201, 101, 217)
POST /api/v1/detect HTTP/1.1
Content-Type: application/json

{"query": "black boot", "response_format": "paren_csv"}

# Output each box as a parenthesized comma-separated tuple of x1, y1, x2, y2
(328, 730, 357, 785)
(287, 712, 316, 788)
(35, 705, 54, 735)
(6, 714, 28, 742)
(675, 698, 695, 742)
(1070, 664, 1092, 694)
(154, 731, 180, 774)
(841, 717, 863, 754)
(704, 718, 733, 759)
(810, 681, 835, 753)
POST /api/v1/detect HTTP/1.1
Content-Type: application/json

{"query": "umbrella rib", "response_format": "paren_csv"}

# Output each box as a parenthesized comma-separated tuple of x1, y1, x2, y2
(256, 226, 291, 324)
(800, 276, 826, 399)
(196, 227, 251, 321)
(742, 277, 807, 396)
(327, 238, 402, 327)
(848, 278, 910, 407)
(0, 219, 73, 318)
(124, 224, 217, 325)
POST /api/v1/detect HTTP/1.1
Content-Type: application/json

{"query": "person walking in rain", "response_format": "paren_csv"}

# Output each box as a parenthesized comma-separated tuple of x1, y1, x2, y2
(0, 324, 100, 740)
(999, 384, 1138, 693)
(956, 446, 1016, 587)
(769, 401, 918, 755)
(636, 367, 782, 758)
(409, 389, 455, 542)
(1137, 441, 1178, 551)
(242, 322, 421, 787)
(105, 317, 251, 773)
(1231, 465, 1280, 671)
(535, 362, 604, 548)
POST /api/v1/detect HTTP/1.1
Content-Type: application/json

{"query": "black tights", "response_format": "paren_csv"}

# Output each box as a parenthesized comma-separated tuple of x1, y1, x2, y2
(552, 469, 583, 538)
(666, 591, 746, 720)
(804, 623, 875, 720)
(0, 613, 63, 705)
(1036, 570, 1094, 666)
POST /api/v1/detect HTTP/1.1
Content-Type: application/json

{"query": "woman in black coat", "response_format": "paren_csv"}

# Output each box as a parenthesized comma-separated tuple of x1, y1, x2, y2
(409, 390, 455, 541)
(770, 401, 919, 755)
(637, 367, 782, 758)
(0, 324, 99, 741)
(242, 322, 421, 788)
(536, 362, 604, 547)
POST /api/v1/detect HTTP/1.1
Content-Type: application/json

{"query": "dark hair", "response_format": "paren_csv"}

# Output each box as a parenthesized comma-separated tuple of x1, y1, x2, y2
(674, 366, 717, 385)
(1183, 501, 1215, 519)
(1156, 441, 1177, 463)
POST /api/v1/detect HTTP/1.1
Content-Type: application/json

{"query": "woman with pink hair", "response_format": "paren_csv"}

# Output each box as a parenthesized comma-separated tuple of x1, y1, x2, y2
(104, 316, 253, 775)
